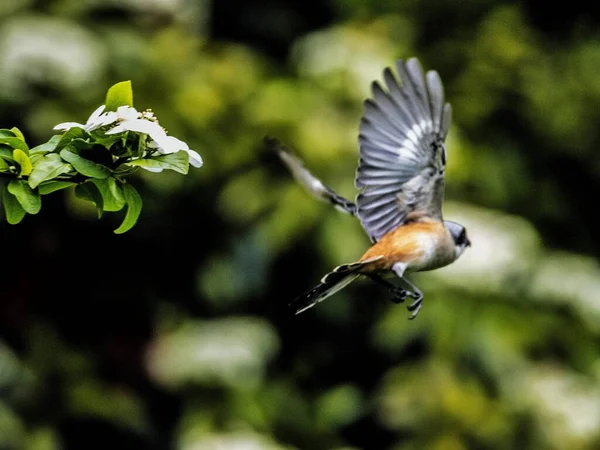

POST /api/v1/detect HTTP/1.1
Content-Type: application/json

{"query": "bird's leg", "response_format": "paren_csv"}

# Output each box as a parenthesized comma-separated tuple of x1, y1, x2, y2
(365, 274, 410, 304)
(398, 277, 424, 320)
(392, 263, 424, 319)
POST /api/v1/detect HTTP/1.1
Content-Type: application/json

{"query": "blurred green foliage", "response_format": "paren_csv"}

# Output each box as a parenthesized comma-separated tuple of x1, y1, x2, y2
(1, 0, 600, 449)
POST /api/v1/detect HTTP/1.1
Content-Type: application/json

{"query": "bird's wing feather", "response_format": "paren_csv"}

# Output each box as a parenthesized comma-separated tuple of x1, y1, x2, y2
(267, 137, 357, 216)
(355, 58, 451, 242)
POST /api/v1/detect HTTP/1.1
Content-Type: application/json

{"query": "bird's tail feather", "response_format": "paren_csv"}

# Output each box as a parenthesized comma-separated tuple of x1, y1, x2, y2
(290, 262, 367, 315)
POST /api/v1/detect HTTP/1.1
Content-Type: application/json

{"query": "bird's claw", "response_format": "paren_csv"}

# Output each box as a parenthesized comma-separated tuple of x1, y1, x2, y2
(388, 287, 409, 304)
(407, 294, 424, 320)
(388, 286, 424, 319)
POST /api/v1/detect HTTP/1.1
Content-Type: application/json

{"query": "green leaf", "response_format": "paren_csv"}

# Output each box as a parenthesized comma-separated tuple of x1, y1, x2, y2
(7, 179, 41, 214)
(13, 149, 32, 176)
(0, 147, 14, 162)
(10, 127, 25, 142)
(55, 127, 89, 152)
(91, 178, 125, 212)
(0, 156, 8, 170)
(30, 135, 62, 154)
(10, 128, 26, 142)
(127, 151, 189, 175)
(0, 137, 29, 154)
(92, 134, 123, 151)
(114, 183, 142, 234)
(105, 81, 133, 112)
(75, 181, 104, 217)
(38, 181, 75, 195)
(29, 153, 73, 188)
(2, 186, 26, 224)
(30, 152, 45, 166)
(60, 147, 111, 179)
(0, 129, 16, 138)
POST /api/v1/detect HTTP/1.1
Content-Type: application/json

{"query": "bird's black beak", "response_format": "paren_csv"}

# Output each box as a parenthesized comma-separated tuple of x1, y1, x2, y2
(466, 237, 472, 247)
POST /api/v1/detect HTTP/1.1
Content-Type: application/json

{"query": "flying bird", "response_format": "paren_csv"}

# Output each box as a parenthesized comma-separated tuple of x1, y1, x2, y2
(268, 57, 470, 319)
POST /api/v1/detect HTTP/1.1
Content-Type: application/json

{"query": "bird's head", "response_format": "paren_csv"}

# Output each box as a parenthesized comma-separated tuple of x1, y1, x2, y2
(444, 220, 471, 260)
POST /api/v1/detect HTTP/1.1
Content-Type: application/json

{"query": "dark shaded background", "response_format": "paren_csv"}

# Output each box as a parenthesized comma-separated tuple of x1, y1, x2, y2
(2, 1, 600, 449)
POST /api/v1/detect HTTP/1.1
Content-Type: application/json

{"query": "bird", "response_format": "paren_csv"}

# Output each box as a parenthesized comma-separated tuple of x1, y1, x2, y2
(268, 57, 471, 319)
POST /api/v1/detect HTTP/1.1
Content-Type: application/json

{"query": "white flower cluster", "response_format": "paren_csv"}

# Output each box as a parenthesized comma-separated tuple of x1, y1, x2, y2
(54, 105, 203, 170)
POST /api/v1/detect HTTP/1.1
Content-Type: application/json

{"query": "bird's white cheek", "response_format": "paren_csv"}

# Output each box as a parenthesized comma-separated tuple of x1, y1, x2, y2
(455, 245, 467, 259)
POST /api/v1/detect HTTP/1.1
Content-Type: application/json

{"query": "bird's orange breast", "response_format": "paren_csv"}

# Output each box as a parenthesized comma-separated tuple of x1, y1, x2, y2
(358, 218, 454, 273)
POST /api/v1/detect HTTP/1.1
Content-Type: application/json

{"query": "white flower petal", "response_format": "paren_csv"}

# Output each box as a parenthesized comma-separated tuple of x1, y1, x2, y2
(116, 105, 139, 121)
(83, 105, 116, 132)
(105, 124, 127, 135)
(53, 104, 118, 133)
(53, 122, 85, 131)
(94, 111, 118, 127)
(87, 104, 106, 122)
(152, 135, 188, 154)
(185, 149, 203, 168)
(106, 119, 166, 141)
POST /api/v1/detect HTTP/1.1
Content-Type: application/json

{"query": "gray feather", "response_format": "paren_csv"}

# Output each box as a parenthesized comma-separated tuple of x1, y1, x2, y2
(290, 259, 381, 314)
(355, 58, 451, 241)
(268, 137, 358, 216)
(426, 70, 444, 132)
(441, 103, 452, 140)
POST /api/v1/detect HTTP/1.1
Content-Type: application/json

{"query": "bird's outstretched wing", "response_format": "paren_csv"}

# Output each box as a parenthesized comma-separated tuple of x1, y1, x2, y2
(355, 58, 452, 242)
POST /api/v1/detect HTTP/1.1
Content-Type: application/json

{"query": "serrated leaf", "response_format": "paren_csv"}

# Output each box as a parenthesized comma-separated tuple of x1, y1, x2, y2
(7, 179, 41, 214)
(30, 135, 61, 154)
(114, 183, 142, 234)
(55, 128, 89, 152)
(13, 149, 32, 176)
(91, 178, 125, 212)
(60, 147, 111, 179)
(38, 181, 75, 195)
(29, 153, 73, 188)
(0, 137, 29, 154)
(105, 81, 133, 112)
(127, 151, 189, 175)
(2, 186, 26, 224)
(75, 182, 104, 217)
